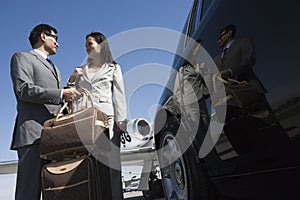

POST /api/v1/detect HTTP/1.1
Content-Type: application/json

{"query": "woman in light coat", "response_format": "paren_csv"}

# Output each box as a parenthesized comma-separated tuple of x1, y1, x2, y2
(68, 32, 127, 200)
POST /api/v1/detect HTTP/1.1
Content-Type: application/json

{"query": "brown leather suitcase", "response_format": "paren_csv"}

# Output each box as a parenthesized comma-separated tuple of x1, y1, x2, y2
(41, 155, 112, 200)
(40, 88, 110, 160)
(40, 107, 110, 160)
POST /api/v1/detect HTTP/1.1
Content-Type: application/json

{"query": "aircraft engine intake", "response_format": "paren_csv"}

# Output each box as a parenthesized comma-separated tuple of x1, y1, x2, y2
(121, 118, 152, 150)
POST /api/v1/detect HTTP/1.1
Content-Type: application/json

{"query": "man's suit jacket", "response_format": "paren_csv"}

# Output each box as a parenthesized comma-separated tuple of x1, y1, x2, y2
(74, 63, 127, 122)
(214, 37, 260, 82)
(10, 50, 63, 150)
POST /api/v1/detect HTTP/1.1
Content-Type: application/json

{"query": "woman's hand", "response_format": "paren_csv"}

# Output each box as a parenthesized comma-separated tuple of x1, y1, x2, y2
(115, 120, 127, 134)
(194, 62, 206, 74)
(68, 68, 83, 83)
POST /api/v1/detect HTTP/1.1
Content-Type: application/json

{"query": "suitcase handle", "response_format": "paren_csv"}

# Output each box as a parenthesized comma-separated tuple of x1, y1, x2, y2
(45, 157, 85, 174)
(56, 88, 95, 120)
(77, 87, 95, 109)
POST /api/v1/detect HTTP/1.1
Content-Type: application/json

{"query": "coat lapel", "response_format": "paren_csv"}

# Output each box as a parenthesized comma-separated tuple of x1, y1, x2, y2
(30, 51, 58, 80)
(88, 63, 114, 83)
(82, 65, 93, 83)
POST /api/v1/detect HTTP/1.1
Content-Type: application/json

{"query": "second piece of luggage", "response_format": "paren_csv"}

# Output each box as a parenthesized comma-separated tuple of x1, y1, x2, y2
(41, 155, 112, 200)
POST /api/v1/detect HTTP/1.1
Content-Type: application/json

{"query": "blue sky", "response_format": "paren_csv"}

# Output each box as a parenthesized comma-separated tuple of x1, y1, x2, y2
(0, 0, 193, 163)
(0, 0, 193, 198)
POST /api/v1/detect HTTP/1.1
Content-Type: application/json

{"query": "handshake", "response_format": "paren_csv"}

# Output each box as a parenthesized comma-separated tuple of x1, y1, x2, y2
(62, 87, 81, 102)
(62, 67, 83, 102)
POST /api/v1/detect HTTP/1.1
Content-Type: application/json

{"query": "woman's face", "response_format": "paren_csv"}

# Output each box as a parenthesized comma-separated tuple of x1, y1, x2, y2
(85, 36, 101, 55)
(187, 42, 201, 64)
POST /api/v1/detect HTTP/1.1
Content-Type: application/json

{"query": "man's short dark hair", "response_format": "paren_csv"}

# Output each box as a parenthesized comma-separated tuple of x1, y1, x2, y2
(220, 24, 236, 38)
(29, 24, 57, 48)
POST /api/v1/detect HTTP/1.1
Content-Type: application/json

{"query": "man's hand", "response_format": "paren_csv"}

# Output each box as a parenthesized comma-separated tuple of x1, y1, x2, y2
(63, 88, 81, 102)
(220, 69, 231, 79)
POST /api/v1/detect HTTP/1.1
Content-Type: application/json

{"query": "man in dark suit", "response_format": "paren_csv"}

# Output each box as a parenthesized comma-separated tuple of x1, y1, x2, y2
(10, 24, 79, 200)
(214, 24, 289, 154)
(214, 24, 259, 83)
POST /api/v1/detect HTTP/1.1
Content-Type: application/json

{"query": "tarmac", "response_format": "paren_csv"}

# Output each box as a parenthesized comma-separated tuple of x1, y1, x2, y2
(124, 191, 165, 200)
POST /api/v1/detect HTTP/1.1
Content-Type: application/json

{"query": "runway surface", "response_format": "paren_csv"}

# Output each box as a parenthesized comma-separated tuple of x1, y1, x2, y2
(124, 191, 165, 200)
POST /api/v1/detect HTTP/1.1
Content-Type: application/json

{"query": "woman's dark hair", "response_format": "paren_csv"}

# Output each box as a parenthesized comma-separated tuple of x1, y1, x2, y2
(29, 24, 57, 48)
(86, 32, 116, 64)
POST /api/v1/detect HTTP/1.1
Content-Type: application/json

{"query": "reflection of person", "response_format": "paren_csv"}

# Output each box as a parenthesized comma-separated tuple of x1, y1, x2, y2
(67, 32, 127, 200)
(10, 24, 79, 200)
(214, 24, 289, 154)
(173, 39, 209, 142)
(214, 24, 258, 82)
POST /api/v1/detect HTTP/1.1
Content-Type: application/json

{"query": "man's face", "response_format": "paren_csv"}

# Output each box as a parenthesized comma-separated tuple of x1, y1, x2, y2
(44, 30, 59, 55)
(218, 30, 231, 48)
